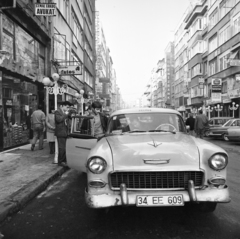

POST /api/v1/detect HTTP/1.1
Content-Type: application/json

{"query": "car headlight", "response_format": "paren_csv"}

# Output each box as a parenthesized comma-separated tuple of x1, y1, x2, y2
(208, 154, 228, 171)
(87, 157, 107, 174)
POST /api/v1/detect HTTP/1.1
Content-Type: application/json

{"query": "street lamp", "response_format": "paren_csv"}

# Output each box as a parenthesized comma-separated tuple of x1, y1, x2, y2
(42, 73, 67, 164)
(74, 89, 84, 115)
(206, 106, 214, 120)
(214, 104, 223, 117)
(229, 102, 239, 118)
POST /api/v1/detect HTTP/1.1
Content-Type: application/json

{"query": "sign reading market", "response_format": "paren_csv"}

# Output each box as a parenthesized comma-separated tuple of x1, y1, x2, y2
(35, 3, 56, 16)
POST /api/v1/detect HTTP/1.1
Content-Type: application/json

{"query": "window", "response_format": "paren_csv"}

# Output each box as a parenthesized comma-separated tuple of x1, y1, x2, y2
(233, 13, 240, 35)
(209, 59, 217, 75)
(219, 24, 231, 45)
(219, 52, 231, 71)
(209, 8, 218, 29)
(209, 35, 218, 52)
(191, 64, 202, 77)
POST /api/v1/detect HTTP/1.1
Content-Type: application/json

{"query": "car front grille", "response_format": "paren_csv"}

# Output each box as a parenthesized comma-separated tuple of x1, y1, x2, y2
(110, 171, 204, 190)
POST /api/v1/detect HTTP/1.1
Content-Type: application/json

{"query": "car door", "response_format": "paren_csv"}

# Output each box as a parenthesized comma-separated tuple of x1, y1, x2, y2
(66, 116, 97, 172)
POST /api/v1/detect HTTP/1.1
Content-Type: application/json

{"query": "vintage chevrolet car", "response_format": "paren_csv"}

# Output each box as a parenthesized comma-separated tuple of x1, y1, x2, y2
(66, 108, 230, 213)
(208, 118, 240, 141)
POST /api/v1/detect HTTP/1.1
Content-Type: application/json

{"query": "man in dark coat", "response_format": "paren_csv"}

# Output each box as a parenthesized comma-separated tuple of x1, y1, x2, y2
(195, 110, 209, 139)
(185, 113, 195, 136)
(91, 101, 108, 138)
(55, 101, 72, 167)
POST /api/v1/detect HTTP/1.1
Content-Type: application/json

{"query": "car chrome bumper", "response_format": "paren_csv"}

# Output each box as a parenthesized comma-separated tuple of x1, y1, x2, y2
(85, 181, 231, 208)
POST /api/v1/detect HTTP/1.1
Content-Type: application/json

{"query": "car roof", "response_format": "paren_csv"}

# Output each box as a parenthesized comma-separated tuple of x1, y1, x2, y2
(110, 108, 181, 117)
(210, 117, 233, 119)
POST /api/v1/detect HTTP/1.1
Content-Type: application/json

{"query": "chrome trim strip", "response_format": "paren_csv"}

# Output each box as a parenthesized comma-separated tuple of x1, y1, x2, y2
(143, 159, 170, 164)
(75, 146, 91, 150)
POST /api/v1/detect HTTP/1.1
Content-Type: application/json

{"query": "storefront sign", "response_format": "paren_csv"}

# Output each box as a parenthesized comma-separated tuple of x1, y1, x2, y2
(229, 88, 240, 99)
(222, 93, 232, 103)
(99, 77, 110, 83)
(35, 3, 56, 16)
(59, 65, 82, 76)
(211, 92, 222, 102)
(0, 56, 39, 81)
(5, 99, 13, 106)
(236, 74, 240, 82)
(229, 59, 240, 66)
(211, 78, 222, 92)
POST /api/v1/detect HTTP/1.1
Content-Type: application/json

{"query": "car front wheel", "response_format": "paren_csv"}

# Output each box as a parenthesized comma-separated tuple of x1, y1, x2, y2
(222, 133, 229, 141)
(198, 202, 217, 213)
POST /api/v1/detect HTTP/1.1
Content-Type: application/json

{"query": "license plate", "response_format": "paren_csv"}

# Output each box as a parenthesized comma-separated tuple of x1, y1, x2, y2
(136, 195, 184, 207)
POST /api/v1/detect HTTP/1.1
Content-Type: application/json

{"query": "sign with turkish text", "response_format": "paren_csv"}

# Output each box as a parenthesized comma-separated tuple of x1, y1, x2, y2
(228, 88, 240, 99)
(229, 59, 240, 66)
(211, 92, 222, 102)
(35, 3, 56, 16)
(211, 78, 222, 92)
(59, 65, 82, 76)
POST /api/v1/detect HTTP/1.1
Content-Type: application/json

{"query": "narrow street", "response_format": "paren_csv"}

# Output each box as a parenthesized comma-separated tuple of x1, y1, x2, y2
(0, 138, 239, 239)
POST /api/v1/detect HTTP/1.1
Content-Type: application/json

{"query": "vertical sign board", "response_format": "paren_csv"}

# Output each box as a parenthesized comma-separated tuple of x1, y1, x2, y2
(211, 78, 222, 102)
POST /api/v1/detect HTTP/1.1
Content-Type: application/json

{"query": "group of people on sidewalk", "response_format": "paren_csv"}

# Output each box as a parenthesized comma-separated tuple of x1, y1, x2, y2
(30, 100, 108, 167)
(185, 110, 209, 139)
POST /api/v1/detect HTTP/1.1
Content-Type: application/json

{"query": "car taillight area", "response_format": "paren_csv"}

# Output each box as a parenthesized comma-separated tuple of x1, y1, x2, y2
(110, 171, 204, 190)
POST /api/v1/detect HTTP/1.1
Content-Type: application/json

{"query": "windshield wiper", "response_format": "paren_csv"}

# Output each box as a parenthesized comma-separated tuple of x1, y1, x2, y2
(148, 130, 176, 134)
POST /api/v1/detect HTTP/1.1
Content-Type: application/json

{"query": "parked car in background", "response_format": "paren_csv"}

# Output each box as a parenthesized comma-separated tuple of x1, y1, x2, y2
(208, 118, 240, 141)
(204, 117, 233, 137)
(66, 108, 230, 213)
(226, 124, 240, 142)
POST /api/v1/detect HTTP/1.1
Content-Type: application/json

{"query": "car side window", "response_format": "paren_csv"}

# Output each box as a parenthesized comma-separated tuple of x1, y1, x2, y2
(72, 117, 93, 136)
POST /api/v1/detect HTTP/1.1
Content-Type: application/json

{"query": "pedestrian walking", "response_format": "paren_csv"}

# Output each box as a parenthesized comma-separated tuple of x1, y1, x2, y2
(194, 110, 209, 139)
(185, 113, 195, 136)
(46, 107, 55, 154)
(31, 105, 46, 151)
(55, 101, 72, 167)
(91, 101, 108, 138)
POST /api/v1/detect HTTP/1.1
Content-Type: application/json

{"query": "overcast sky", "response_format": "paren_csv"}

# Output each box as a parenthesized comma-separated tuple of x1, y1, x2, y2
(96, 0, 191, 102)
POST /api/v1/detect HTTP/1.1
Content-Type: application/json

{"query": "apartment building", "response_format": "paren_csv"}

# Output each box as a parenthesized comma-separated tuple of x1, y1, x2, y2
(174, 0, 240, 118)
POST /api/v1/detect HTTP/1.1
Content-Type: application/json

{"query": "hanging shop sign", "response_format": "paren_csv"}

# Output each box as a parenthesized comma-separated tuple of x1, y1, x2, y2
(211, 78, 222, 102)
(35, 3, 56, 16)
(211, 78, 222, 92)
(229, 59, 240, 66)
(59, 65, 82, 76)
(99, 77, 110, 83)
(236, 74, 240, 82)
(222, 93, 232, 103)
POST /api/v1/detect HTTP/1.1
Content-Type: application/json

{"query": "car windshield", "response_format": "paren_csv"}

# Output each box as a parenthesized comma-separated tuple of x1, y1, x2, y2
(223, 119, 234, 127)
(107, 113, 186, 134)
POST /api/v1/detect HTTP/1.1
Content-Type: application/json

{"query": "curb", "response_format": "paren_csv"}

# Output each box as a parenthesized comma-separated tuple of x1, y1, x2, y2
(0, 166, 69, 225)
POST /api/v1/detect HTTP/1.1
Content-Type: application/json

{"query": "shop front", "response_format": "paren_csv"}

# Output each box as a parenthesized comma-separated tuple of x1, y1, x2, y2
(1, 73, 44, 150)
(0, 13, 49, 151)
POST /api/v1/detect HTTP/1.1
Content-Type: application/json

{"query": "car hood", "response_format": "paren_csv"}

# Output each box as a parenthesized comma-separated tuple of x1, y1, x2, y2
(106, 133, 199, 171)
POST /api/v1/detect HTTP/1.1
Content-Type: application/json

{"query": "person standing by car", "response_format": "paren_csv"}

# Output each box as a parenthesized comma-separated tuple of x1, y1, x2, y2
(195, 110, 209, 139)
(91, 101, 108, 138)
(185, 113, 195, 136)
(31, 105, 46, 151)
(55, 101, 72, 167)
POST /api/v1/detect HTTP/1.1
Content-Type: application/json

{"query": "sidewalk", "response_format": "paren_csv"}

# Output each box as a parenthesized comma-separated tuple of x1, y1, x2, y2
(0, 141, 68, 224)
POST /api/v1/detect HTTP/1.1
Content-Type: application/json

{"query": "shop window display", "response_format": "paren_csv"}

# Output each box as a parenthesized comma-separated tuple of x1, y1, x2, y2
(3, 75, 38, 149)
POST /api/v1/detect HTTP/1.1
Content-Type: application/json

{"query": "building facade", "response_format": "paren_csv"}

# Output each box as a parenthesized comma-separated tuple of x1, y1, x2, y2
(0, 0, 96, 151)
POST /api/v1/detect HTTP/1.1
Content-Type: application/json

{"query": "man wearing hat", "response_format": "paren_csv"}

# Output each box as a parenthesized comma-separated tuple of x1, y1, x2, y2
(55, 101, 72, 167)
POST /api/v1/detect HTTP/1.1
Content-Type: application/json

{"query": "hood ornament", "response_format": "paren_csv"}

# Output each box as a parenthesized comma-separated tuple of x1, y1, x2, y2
(148, 139, 162, 148)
